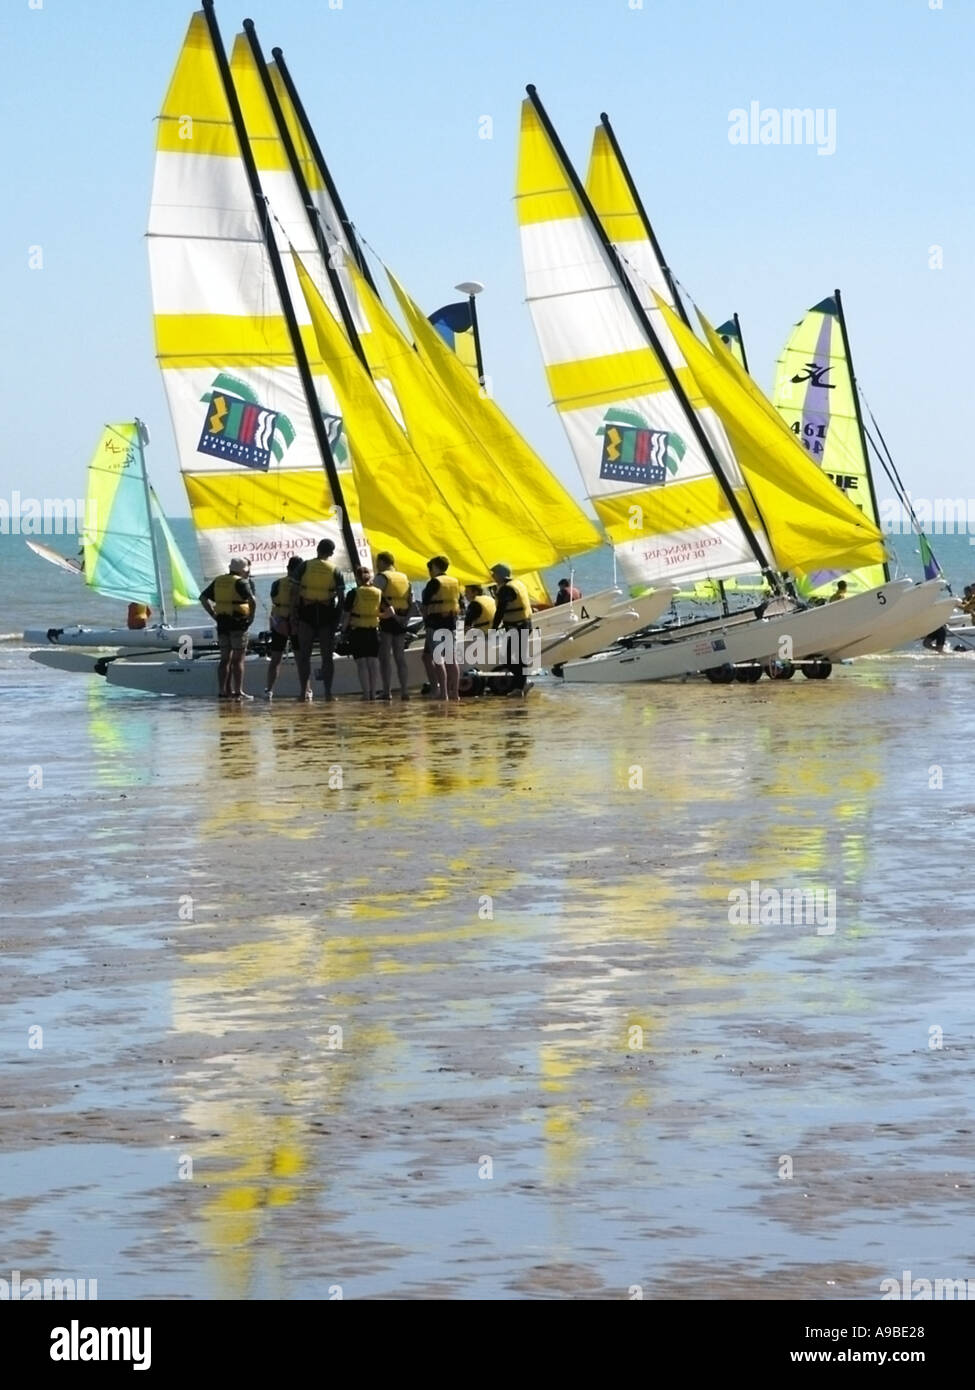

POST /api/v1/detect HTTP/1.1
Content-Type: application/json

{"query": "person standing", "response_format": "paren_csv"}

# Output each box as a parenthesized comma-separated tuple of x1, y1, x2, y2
(490, 563, 535, 696)
(199, 557, 256, 701)
(292, 538, 345, 702)
(341, 566, 384, 700)
(421, 555, 460, 701)
(264, 555, 304, 700)
(374, 550, 413, 702)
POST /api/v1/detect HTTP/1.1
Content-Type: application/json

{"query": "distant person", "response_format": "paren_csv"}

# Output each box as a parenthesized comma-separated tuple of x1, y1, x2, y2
(341, 566, 384, 700)
(554, 578, 582, 606)
(199, 557, 256, 700)
(374, 550, 413, 702)
(922, 625, 948, 654)
(264, 555, 304, 701)
(491, 563, 534, 696)
(828, 580, 848, 603)
(292, 538, 345, 702)
(961, 584, 975, 621)
(127, 602, 152, 630)
(422, 555, 460, 701)
(463, 583, 496, 632)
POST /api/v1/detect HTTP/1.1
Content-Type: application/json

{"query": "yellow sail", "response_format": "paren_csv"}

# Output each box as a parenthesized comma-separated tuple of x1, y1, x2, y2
(517, 100, 769, 589)
(655, 295, 887, 577)
(150, 13, 359, 578)
(388, 271, 600, 565)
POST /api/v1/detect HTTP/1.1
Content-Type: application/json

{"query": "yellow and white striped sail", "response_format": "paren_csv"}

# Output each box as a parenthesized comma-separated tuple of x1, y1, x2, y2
(149, 12, 357, 579)
(516, 102, 766, 589)
(655, 296, 887, 578)
(583, 124, 775, 582)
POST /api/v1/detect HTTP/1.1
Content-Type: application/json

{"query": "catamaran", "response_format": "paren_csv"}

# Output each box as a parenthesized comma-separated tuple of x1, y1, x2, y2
(99, 7, 671, 699)
(25, 420, 216, 670)
(511, 95, 948, 684)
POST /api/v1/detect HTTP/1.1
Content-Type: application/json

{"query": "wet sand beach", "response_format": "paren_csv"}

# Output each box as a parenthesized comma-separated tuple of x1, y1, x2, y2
(2, 653, 974, 1299)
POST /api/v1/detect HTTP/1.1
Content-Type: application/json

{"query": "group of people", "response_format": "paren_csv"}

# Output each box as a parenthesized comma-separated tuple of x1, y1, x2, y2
(199, 544, 563, 702)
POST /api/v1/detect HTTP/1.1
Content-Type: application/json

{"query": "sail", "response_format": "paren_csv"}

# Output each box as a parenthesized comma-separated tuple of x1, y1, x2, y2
(655, 296, 887, 577)
(771, 297, 887, 596)
(387, 270, 602, 565)
(516, 100, 766, 590)
(293, 250, 580, 583)
(150, 489, 201, 607)
(428, 301, 480, 382)
(149, 11, 355, 580)
(82, 424, 160, 606)
(714, 319, 747, 369)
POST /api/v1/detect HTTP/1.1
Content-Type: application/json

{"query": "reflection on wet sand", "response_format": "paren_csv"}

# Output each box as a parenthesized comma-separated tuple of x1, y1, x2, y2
(3, 662, 974, 1298)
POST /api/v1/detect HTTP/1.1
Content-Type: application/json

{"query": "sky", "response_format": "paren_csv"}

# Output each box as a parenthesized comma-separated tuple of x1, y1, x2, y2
(1, 0, 972, 517)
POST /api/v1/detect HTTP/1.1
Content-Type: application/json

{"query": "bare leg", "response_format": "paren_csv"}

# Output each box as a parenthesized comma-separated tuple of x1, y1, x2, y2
(445, 658, 460, 701)
(393, 632, 410, 696)
(296, 622, 313, 699)
(366, 656, 381, 698)
(379, 631, 393, 698)
(320, 624, 335, 699)
(218, 647, 231, 696)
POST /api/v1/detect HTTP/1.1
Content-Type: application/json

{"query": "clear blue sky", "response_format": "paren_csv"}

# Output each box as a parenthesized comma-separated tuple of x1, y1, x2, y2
(2, 0, 971, 516)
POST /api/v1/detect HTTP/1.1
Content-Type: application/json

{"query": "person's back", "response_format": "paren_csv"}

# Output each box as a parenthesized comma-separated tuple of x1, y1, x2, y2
(375, 551, 413, 701)
(293, 539, 344, 701)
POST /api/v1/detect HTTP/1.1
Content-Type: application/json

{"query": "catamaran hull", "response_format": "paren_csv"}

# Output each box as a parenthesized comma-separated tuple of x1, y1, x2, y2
(829, 582, 958, 658)
(23, 623, 217, 649)
(103, 646, 430, 698)
(30, 648, 135, 675)
(559, 579, 913, 684)
(542, 589, 678, 666)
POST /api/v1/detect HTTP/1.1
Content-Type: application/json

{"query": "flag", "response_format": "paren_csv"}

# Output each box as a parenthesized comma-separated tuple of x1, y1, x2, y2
(428, 302, 479, 382)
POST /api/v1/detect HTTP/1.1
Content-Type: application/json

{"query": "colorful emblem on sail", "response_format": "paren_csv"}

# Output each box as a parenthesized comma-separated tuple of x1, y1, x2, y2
(197, 373, 295, 471)
(597, 409, 685, 485)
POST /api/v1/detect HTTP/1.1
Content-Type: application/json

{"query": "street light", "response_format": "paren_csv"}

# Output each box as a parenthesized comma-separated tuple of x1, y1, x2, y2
(455, 280, 486, 388)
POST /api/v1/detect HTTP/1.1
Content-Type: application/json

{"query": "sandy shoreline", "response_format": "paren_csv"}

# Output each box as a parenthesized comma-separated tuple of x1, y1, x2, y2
(2, 657, 974, 1298)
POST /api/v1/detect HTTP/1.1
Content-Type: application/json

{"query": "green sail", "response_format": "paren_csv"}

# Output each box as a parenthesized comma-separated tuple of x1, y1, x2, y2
(83, 424, 161, 606)
(150, 488, 201, 608)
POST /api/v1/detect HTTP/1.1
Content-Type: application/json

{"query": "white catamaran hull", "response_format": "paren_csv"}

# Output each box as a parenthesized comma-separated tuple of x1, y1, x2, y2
(829, 582, 958, 659)
(559, 579, 913, 684)
(23, 623, 217, 650)
(104, 646, 431, 698)
(541, 589, 678, 666)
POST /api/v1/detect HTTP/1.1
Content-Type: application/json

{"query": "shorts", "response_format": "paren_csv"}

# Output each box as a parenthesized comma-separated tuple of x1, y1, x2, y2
(348, 627, 379, 659)
(217, 628, 248, 652)
(268, 628, 295, 653)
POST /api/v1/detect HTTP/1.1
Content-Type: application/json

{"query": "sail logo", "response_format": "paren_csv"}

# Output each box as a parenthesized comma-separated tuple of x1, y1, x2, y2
(791, 362, 835, 389)
(198, 373, 295, 471)
(597, 410, 685, 486)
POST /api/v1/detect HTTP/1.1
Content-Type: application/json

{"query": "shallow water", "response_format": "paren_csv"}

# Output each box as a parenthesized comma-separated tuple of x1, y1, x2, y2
(2, 645, 974, 1299)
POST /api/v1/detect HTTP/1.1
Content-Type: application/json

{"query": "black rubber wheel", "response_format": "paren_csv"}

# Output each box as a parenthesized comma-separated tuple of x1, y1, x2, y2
(488, 673, 516, 696)
(705, 663, 736, 684)
(734, 664, 763, 683)
(764, 660, 796, 680)
(801, 658, 833, 680)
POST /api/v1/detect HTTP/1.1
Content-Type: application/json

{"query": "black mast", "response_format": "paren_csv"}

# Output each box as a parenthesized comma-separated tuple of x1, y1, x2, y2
(598, 112, 691, 330)
(527, 86, 780, 592)
(834, 287, 890, 582)
(200, 0, 360, 571)
(243, 18, 370, 374)
(732, 312, 750, 374)
(270, 46, 379, 296)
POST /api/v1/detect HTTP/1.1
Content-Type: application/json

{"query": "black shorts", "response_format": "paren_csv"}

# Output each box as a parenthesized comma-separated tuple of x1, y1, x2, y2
(268, 628, 296, 653)
(348, 627, 379, 659)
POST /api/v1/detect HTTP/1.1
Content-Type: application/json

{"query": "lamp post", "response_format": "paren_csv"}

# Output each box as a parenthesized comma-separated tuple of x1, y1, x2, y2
(455, 280, 485, 388)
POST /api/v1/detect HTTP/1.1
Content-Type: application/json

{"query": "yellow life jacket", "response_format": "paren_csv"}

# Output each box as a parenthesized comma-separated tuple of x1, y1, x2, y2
(349, 583, 382, 629)
(270, 575, 293, 621)
(468, 594, 496, 630)
(213, 572, 251, 619)
(426, 573, 460, 619)
(379, 568, 411, 613)
(299, 557, 338, 605)
(499, 578, 532, 624)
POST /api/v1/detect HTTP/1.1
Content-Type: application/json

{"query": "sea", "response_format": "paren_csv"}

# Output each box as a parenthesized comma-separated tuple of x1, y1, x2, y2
(2, 523, 975, 1300)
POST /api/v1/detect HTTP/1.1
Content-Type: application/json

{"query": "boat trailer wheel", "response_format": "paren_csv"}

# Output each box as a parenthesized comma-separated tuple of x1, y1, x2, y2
(801, 657, 833, 680)
(734, 664, 763, 683)
(704, 663, 736, 684)
(764, 660, 796, 680)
